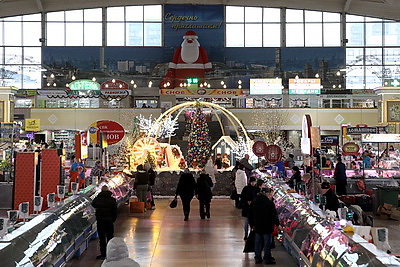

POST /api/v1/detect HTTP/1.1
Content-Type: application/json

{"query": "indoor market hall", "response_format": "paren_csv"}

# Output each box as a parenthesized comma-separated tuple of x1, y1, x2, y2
(66, 198, 297, 267)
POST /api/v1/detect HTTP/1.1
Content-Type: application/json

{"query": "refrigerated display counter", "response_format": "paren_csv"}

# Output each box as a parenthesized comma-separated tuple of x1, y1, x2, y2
(0, 173, 133, 267)
(266, 180, 400, 266)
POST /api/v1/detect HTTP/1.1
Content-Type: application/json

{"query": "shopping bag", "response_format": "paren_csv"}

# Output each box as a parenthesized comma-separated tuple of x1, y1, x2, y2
(169, 197, 178, 208)
(146, 191, 152, 202)
(272, 225, 278, 237)
(243, 230, 255, 253)
(130, 201, 145, 213)
(230, 189, 237, 200)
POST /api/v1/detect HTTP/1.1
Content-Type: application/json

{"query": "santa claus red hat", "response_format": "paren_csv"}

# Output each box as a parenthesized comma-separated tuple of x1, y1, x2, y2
(183, 30, 198, 39)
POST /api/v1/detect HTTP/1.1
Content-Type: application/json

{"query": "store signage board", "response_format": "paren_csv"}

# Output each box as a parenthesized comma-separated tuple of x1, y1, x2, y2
(160, 88, 242, 95)
(101, 90, 129, 96)
(347, 127, 377, 134)
(342, 142, 360, 156)
(69, 80, 100, 91)
(384, 79, 400, 87)
(252, 141, 267, 157)
(321, 135, 339, 145)
(88, 120, 125, 145)
(301, 114, 312, 155)
(25, 119, 40, 131)
(362, 134, 400, 143)
(289, 78, 321, 95)
(250, 79, 282, 95)
(101, 79, 129, 90)
(264, 144, 282, 164)
(37, 90, 67, 96)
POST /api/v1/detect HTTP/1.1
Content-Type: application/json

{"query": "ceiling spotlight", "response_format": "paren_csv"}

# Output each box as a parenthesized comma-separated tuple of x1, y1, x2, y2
(72, 75, 76, 80)
(92, 77, 96, 82)
(112, 79, 116, 83)
(130, 80, 135, 84)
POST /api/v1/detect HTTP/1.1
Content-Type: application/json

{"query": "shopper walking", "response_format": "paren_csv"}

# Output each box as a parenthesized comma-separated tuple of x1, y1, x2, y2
(135, 164, 149, 206)
(196, 171, 213, 220)
(240, 176, 257, 240)
(248, 188, 280, 265)
(92, 185, 118, 260)
(235, 164, 247, 207)
(145, 163, 157, 209)
(175, 168, 197, 221)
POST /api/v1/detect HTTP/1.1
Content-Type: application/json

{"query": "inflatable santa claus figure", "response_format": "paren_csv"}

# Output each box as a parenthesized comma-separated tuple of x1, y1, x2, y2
(159, 31, 212, 89)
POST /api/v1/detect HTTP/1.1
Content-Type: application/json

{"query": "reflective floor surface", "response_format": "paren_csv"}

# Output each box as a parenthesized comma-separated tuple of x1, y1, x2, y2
(66, 198, 297, 267)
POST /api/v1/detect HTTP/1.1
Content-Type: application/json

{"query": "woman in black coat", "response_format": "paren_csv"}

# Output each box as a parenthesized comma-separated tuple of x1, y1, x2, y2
(176, 169, 197, 221)
(196, 172, 213, 220)
(288, 166, 302, 192)
(240, 177, 258, 240)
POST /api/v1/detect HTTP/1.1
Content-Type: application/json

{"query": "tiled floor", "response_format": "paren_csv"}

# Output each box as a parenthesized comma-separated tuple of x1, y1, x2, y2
(66, 198, 297, 267)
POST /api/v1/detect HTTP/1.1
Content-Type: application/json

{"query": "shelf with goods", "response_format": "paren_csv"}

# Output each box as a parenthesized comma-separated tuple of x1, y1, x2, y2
(265, 179, 400, 266)
(52, 130, 75, 151)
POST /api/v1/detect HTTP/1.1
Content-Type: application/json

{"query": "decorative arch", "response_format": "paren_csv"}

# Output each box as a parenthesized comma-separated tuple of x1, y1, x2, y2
(150, 101, 251, 148)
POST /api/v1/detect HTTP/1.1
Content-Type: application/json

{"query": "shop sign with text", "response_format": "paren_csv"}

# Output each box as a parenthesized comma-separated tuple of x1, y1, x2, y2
(88, 120, 125, 145)
(160, 88, 242, 95)
(69, 80, 100, 91)
(342, 142, 360, 156)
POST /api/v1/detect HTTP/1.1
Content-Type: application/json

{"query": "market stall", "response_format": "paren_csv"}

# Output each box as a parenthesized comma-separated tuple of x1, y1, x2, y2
(266, 179, 400, 266)
(0, 173, 132, 266)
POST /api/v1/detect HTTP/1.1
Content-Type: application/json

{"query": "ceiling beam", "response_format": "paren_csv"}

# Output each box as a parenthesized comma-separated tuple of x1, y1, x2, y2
(35, 0, 43, 12)
(344, 0, 353, 12)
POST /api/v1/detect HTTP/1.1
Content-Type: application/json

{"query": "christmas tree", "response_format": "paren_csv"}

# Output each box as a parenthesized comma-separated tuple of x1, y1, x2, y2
(114, 117, 140, 170)
(186, 106, 211, 168)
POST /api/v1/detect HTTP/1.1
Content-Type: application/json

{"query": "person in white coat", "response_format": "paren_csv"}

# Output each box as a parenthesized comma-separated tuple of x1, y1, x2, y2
(235, 164, 248, 203)
(101, 237, 140, 267)
(204, 158, 218, 185)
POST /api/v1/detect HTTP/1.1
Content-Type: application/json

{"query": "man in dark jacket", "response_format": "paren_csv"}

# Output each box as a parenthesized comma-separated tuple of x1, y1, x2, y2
(92, 185, 118, 260)
(248, 188, 279, 265)
(176, 168, 197, 221)
(334, 156, 347, 196)
(240, 176, 257, 240)
(320, 181, 340, 212)
(195, 172, 213, 220)
(239, 154, 254, 180)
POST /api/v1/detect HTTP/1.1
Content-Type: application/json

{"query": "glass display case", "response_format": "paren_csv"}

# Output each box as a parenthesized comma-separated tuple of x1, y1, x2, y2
(0, 173, 133, 266)
(267, 180, 400, 267)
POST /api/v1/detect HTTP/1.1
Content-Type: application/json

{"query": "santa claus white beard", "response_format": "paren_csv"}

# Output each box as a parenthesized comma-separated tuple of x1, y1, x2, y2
(181, 41, 199, 64)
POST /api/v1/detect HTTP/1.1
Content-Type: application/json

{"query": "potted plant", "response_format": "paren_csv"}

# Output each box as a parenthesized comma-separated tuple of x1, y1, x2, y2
(0, 160, 12, 182)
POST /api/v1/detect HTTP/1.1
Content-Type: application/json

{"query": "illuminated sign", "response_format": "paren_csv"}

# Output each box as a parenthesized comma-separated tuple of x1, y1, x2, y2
(186, 77, 199, 84)
(101, 79, 129, 90)
(160, 88, 242, 95)
(69, 80, 100, 90)
(250, 79, 282, 95)
(289, 78, 321, 95)
(25, 119, 40, 131)
(385, 79, 400, 87)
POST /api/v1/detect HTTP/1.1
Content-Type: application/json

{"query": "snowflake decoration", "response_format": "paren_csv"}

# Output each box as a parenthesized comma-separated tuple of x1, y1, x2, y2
(137, 114, 179, 139)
